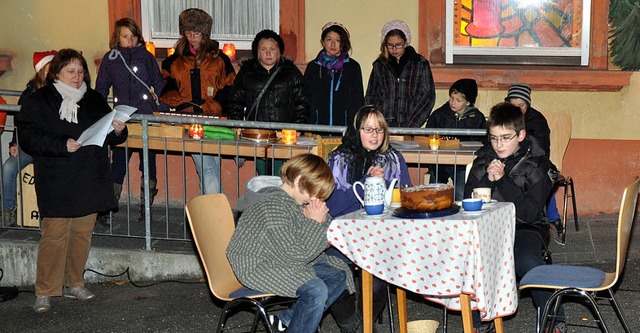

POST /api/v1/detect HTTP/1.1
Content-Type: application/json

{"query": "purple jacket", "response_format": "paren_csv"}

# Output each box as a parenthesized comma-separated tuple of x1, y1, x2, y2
(96, 44, 168, 113)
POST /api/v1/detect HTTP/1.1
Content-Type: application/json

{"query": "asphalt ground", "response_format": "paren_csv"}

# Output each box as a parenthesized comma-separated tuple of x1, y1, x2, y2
(2, 212, 640, 333)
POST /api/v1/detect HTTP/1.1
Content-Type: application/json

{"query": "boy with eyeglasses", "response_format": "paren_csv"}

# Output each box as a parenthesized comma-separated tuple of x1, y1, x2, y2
(464, 102, 565, 333)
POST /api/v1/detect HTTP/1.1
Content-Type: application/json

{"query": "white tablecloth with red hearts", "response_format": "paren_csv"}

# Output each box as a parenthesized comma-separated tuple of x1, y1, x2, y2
(327, 202, 517, 321)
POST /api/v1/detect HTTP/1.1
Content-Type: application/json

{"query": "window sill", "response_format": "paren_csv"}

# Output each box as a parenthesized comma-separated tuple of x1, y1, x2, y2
(431, 66, 632, 92)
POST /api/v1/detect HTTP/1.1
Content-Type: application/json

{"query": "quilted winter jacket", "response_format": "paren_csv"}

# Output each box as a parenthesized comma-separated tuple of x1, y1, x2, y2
(364, 46, 435, 128)
(96, 45, 168, 114)
(228, 58, 308, 123)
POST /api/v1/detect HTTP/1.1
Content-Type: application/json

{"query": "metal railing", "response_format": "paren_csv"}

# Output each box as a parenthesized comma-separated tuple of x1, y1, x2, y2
(0, 89, 486, 250)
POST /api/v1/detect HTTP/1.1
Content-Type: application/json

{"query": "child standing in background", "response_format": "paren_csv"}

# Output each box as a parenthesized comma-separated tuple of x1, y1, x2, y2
(96, 18, 168, 221)
(426, 78, 487, 200)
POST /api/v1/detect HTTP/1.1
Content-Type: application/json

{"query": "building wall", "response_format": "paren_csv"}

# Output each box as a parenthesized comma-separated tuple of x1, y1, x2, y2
(1, 0, 638, 214)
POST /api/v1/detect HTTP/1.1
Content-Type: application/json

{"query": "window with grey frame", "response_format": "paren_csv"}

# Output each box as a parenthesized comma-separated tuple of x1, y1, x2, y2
(140, 0, 279, 49)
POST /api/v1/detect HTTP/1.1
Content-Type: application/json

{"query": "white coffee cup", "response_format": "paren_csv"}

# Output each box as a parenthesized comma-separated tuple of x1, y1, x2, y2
(472, 187, 492, 203)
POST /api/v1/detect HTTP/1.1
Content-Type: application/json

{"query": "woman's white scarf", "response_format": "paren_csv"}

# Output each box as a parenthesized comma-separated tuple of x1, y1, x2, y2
(53, 81, 87, 124)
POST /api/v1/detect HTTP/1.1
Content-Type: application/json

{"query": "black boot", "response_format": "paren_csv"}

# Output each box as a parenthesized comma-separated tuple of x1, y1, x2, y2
(138, 180, 158, 221)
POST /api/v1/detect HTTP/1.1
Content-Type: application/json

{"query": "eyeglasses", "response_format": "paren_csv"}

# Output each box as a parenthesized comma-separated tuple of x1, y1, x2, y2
(385, 42, 405, 50)
(361, 127, 385, 134)
(184, 31, 203, 38)
(489, 133, 518, 144)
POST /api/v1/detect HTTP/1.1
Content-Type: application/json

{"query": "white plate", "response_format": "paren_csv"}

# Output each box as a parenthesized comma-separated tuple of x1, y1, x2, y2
(359, 210, 389, 218)
(460, 208, 487, 215)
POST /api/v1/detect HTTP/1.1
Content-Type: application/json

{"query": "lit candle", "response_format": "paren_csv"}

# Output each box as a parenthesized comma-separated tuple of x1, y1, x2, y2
(167, 47, 176, 57)
(145, 42, 156, 57)
(222, 43, 236, 62)
(429, 134, 441, 150)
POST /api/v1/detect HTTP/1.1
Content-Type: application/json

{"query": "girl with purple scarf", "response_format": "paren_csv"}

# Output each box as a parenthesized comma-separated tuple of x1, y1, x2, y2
(304, 22, 363, 126)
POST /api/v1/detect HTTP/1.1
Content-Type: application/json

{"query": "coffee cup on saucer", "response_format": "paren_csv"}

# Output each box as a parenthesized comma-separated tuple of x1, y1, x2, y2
(472, 187, 492, 203)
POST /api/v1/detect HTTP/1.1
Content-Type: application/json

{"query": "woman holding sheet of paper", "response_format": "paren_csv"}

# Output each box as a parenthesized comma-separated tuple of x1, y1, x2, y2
(16, 48, 128, 313)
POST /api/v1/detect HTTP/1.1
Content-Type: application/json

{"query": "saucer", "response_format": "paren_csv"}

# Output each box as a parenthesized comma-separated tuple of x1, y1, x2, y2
(359, 210, 389, 218)
(482, 199, 498, 207)
(460, 208, 487, 215)
(390, 203, 402, 208)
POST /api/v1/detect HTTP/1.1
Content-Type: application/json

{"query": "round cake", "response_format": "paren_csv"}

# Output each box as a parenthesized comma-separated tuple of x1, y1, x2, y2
(400, 184, 454, 211)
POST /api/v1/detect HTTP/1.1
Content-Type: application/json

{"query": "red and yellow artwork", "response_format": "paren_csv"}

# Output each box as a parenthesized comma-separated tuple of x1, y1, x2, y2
(454, 0, 583, 48)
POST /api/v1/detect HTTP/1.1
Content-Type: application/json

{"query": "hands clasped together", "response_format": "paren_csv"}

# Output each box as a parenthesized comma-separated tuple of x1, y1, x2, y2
(303, 198, 330, 223)
(487, 159, 506, 182)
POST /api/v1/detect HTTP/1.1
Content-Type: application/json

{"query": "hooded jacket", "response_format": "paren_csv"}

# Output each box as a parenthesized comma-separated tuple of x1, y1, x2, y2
(364, 46, 435, 127)
(228, 58, 308, 123)
(96, 44, 168, 114)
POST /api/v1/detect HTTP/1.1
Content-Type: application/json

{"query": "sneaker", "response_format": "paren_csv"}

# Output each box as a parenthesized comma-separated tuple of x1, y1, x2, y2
(63, 286, 95, 301)
(473, 321, 495, 333)
(545, 321, 567, 333)
(268, 314, 287, 332)
(33, 295, 50, 313)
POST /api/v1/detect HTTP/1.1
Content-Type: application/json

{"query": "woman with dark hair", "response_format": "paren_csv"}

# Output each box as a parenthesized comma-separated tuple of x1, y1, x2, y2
(228, 29, 308, 123)
(96, 18, 168, 220)
(325, 105, 412, 324)
(160, 8, 236, 195)
(17, 48, 128, 313)
(365, 19, 435, 127)
(304, 22, 363, 126)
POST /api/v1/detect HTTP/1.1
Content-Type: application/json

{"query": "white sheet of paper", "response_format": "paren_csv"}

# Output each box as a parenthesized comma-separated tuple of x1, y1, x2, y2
(110, 105, 138, 132)
(77, 110, 116, 147)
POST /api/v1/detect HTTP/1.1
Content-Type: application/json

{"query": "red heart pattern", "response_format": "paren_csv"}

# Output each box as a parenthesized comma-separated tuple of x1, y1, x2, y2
(327, 203, 518, 321)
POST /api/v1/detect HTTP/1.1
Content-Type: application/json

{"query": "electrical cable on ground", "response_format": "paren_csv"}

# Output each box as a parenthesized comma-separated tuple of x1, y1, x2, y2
(83, 267, 204, 288)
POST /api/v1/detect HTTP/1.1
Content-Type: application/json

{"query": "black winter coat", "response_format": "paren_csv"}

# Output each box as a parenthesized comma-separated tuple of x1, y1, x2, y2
(426, 103, 487, 142)
(304, 55, 363, 126)
(228, 58, 308, 123)
(464, 136, 553, 232)
(524, 107, 551, 158)
(16, 84, 128, 218)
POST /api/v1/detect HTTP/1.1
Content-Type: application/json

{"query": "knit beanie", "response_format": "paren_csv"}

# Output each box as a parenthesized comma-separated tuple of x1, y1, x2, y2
(33, 50, 57, 73)
(505, 84, 532, 106)
(179, 8, 212, 37)
(251, 29, 285, 60)
(450, 78, 478, 105)
(380, 19, 411, 45)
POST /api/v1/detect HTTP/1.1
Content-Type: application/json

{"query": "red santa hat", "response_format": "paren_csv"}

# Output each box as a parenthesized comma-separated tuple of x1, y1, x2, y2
(33, 50, 57, 73)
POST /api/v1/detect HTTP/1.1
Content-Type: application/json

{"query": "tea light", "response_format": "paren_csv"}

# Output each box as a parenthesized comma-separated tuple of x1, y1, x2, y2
(145, 42, 156, 56)
(281, 129, 297, 145)
(429, 134, 440, 150)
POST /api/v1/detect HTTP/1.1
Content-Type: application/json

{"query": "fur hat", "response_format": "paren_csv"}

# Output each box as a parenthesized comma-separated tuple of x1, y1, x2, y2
(33, 50, 57, 73)
(251, 29, 285, 60)
(381, 19, 411, 45)
(505, 84, 532, 106)
(179, 8, 212, 37)
(450, 78, 478, 105)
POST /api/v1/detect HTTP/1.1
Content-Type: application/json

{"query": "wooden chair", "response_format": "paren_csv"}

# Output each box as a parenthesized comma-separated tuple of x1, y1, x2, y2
(185, 194, 291, 332)
(546, 112, 578, 244)
(519, 176, 639, 333)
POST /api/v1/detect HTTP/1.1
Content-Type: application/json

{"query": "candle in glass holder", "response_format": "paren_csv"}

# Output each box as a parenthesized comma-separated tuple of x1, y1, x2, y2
(429, 134, 441, 150)
(166, 47, 176, 57)
(145, 42, 156, 57)
(222, 43, 236, 62)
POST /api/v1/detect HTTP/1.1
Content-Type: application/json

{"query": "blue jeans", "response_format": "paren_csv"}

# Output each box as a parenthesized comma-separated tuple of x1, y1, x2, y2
(2, 149, 33, 209)
(191, 154, 222, 194)
(547, 192, 561, 222)
(277, 261, 348, 333)
(111, 147, 157, 184)
(428, 165, 466, 201)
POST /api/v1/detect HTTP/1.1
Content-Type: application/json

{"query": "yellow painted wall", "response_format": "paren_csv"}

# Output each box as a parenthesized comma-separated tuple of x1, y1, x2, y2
(0, 0, 638, 141)
(0, 0, 109, 103)
(306, 1, 640, 140)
